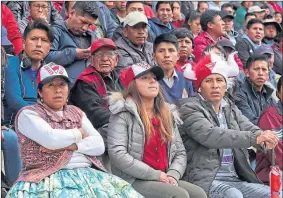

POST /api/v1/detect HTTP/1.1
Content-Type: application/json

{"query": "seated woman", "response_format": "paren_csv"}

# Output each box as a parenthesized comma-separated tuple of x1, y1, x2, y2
(6, 63, 142, 198)
(256, 76, 283, 185)
(180, 55, 279, 198)
(107, 62, 207, 198)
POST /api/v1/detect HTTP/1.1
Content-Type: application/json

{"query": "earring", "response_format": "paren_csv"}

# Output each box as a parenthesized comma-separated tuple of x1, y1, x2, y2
(40, 98, 44, 103)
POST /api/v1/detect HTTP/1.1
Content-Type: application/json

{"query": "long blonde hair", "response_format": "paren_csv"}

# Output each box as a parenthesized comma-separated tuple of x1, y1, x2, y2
(123, 80, 172, 142)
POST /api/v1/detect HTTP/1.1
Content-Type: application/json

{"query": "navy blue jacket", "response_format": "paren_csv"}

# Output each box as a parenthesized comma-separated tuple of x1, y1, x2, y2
(45, 20, 98, 83)
(148, 18, 174, 42)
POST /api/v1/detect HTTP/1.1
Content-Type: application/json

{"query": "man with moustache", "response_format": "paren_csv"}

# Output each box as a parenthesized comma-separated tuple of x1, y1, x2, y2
(115, 11, 154, 69)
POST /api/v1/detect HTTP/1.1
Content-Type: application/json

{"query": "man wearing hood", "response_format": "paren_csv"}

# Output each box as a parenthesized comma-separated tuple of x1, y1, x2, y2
(45, 2, 99, 83)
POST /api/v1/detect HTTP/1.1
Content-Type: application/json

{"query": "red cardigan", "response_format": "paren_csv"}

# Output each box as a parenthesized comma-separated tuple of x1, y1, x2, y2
(1, 4, 23, 55)
(143, 118, 168, 172)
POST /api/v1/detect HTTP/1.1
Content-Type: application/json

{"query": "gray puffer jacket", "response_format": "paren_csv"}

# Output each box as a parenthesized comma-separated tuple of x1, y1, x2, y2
(178, 94, 263, 194)
(107, 93, 187, 184)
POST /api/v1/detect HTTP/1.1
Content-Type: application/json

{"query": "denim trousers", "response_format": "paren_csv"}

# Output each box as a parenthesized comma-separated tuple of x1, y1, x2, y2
(1, 129, 22, 184)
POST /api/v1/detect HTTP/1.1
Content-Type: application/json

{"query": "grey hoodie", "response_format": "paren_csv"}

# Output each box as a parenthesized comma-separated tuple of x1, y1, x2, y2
(107, 92, 187, 184)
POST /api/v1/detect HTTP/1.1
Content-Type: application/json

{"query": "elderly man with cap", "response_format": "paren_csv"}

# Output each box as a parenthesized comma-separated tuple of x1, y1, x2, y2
(179, 54, 278, 198)
(263, 18, 282, 48)
(70, 38, 125, 149)
(220, 10, 239, 45)
(248, 5, 266, 20)
(115, 11, 154, 69)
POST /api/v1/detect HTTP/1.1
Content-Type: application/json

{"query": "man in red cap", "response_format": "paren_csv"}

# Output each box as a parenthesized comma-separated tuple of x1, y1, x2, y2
(70, 38, 125, 155)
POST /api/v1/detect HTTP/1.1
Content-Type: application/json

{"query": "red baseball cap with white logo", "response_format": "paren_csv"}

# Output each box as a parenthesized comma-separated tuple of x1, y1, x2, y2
(37, 62, 70, 86)
(124, 61, 164, 87)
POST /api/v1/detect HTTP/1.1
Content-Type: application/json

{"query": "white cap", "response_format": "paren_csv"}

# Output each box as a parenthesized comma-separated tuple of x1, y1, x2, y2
(123, 11, 148, 28)
(248, 6, 265, 13)
(37, 62, 70, 86)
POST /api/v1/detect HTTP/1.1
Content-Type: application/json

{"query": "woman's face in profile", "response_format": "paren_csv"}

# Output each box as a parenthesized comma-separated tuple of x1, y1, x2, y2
(135, 72, 160, 100)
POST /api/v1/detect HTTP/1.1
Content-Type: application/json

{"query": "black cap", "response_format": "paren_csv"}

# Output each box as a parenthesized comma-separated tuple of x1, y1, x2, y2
(217, 39, 236, 51)
(220, 10, 234, 20)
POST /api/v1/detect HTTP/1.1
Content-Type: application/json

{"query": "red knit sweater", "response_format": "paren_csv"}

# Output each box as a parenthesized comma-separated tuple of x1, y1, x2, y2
(143, 118, 168, 172)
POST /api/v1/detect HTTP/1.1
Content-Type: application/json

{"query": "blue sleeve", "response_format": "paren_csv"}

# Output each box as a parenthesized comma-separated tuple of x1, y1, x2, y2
(44, 26, 77, 66)
(186, 80, 195, 97)
(4, 56, 29, 114)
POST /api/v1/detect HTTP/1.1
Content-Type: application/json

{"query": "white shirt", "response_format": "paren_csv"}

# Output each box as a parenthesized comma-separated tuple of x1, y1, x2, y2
(18, 109, 105, 169)
(163, 69, 179, 88)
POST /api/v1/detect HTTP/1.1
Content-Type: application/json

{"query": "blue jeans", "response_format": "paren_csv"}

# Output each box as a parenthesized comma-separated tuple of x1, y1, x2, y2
(1, 129, 22, 184)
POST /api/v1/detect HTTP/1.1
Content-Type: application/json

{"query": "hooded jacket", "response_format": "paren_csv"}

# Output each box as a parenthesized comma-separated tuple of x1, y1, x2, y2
(107, 93, 187, 184)
(148, 17, 174, 42)
(45, 20, 98, 83)
(178, 94, 263, 194)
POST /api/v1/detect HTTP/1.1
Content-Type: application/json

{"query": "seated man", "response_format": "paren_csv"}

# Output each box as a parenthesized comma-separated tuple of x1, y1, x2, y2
(18, 1, 63, 34)
(173, 28, 195, 72)
(4, 19, 52, 125)
(193, 10, 243, 70)
(115, 11, 153, 69)
(236, 18, 264, 66)
(180, 54, 278, 197)
(256, 76, 282, 185)
(112, 1, 146, 41)
(262, 19, 282, 48)
(148, 1, 175, 42)
(247, 6, 266, 20)
(45, 2, 99, 83)
(234, 54, 277, 125)
(70, 38, 124, 144)
(153, 33, 194, 104)
(220, 10, 239, 45)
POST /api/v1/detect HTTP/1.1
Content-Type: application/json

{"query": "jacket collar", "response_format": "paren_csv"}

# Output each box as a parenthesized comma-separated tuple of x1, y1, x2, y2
(150, 17, 173, 29)
(243, 78, 274, 100)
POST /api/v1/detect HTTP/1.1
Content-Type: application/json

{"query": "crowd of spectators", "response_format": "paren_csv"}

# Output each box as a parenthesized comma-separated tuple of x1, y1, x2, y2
(1, 1, 282, 198)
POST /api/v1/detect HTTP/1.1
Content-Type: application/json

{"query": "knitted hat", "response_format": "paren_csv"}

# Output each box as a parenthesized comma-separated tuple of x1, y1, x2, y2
(184, 52, 239, 90)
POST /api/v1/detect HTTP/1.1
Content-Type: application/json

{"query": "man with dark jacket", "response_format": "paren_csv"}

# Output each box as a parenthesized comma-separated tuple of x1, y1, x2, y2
(148, 1, 175, 42)
(45, 2, 98, 83)
(235, 18, 264, 66)
(70, 38, 125, 145)
(115, 11, 153, 69)
(234, 54, 277, 125)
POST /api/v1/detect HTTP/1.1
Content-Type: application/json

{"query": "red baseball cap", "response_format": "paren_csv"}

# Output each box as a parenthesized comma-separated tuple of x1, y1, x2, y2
(90, 38, 117, 54)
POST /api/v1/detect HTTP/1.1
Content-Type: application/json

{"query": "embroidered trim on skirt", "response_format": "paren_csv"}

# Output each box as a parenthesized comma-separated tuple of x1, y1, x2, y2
(6, 167, 144, 198)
